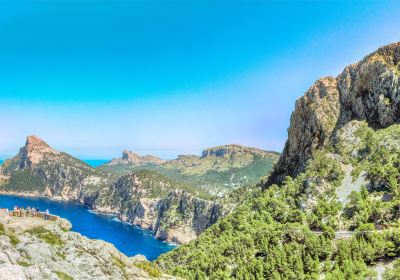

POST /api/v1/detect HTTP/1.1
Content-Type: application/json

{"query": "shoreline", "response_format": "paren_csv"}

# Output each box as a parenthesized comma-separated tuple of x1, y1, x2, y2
(0, 190, 180, 246)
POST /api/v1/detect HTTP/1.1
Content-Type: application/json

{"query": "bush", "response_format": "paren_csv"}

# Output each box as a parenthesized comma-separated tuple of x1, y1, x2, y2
(27, 227, 64, 247)
(135, 261, 162, 277)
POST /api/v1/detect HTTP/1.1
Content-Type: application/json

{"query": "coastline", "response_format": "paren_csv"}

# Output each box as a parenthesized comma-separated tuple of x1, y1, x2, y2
(0, 190, 181, 246)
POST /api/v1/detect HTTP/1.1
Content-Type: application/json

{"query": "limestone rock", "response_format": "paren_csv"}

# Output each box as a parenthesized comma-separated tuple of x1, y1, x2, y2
(107, 151, 166, 166)
(0, 216, 178, 279)
(268, 42, 400, 185)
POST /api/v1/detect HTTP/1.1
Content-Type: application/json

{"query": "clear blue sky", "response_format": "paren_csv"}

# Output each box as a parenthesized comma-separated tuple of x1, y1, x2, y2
(1, 0, 400, 159)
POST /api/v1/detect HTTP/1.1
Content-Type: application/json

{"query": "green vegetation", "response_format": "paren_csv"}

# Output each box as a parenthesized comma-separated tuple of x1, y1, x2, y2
(135, 261, 162, 277)
(8, 234, 20, 246)
(27, 227, 64, 246)
(55, 271, 74, 280)
(56, 251, 66, 259)
(338, 123, 400, 231)
(111, 254, 129, 279)
(132, 169, 214, 200)
(383, 259, 400, 280)
(157, 123, 400, 279)
(17, 260, 31, 267)
(98, 153, 277, 197)
(1, 169, 45, 192)
(157, 152, 351, 279)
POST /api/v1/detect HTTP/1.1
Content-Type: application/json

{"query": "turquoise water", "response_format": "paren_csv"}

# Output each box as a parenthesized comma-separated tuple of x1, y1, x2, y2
(0, 194, 176, 260)
(82, 159, 109, 167)
(0, 160, 3, 164)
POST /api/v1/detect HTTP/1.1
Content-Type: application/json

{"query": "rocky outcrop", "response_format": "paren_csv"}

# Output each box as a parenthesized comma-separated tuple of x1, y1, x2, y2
(269, 42, 400, 184)
(90, 173, 228, 244)
(100, 144, 279, 197)
(0, 137, 232, 244)
(0, 135, 110, 200)
(107, 150, 166, 166)
(0, 213, 177, 279)
(163, 144, 279, 175)
(19, 136, 60, 167)
(201, 144, 278, 159)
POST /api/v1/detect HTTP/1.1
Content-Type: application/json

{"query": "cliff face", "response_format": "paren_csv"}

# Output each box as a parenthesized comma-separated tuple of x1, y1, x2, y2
(107, 150, 166, 166)
(0, 136, 110, 200)
(201, 144, 278, 159)
(269, 42, 400, 184)
(90, 172, 227, 244)
(0, 211, 177, 279)
(0, 137, 231, 244)
(99, 144, 279, 197)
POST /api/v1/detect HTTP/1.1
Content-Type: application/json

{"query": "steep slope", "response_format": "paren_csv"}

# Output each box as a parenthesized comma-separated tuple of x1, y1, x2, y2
(107, 150, 166, 165)
(89, 170, 231, 244)
(100, 144, 279, 196)
(269, 42, 400, 185)
(0, 136, 109, 200)
(0, 137, 240, 243)
(0, 211, 177, 279)
(157, 43, 400, 279)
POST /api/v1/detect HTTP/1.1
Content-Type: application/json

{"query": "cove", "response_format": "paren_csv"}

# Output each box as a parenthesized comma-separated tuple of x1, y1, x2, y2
(0, 194, 176, 260)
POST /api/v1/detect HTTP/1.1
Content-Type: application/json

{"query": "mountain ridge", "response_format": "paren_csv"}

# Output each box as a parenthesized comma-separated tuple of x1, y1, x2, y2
(0, 136, 261, 243)
(157, 42, 400, 279)
(268, 42, 400, 186)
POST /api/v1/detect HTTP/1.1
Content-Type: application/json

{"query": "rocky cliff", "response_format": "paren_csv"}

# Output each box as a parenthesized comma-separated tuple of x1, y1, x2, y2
(269, 42, 400, 185)
(0, 211, 177, 279)
(89, 171, 228, 244)
(107, 150, 166, 166)
(156, 42, 400, 280)
(100, 144, 279, 197)
(0, 136, 110, 200)
(201, 144, 278, 159)
(0, 137, 232, 244)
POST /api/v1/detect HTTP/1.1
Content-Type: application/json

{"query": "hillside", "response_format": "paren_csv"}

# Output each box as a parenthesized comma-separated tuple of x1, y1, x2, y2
(156, 43, 400, 279)
(0, 210, 178, 279)
(0, 137, 241, 243)
(99, 144, 279, 196)
(0, 136, 110, 199)
(107, 150, 166, 166)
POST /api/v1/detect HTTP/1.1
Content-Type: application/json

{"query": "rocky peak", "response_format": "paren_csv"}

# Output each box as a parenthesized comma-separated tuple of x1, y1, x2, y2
(201, 144, 276, 159)
(19, 135, 60, 167)
(268, 42, 400, 185)
(108, 150, 165, 165)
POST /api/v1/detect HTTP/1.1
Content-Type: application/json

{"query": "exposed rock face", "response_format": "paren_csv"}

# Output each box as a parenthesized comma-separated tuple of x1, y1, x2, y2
(0, 213, 177, 279)
(269, 42, 400, 184)
(0, 135, 110, 200)
(201, 144, 278, 159)
(100, 144, 279, 197)
(0, 137, 232, 244)
(90, 173, 227, 244)
(163, 144, 279, 175)
(19, 136, 60, 167)
(107, 150, 166, 166)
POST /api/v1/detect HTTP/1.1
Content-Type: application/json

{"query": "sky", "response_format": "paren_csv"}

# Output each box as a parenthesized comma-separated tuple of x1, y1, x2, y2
(1, 0, 400, 159)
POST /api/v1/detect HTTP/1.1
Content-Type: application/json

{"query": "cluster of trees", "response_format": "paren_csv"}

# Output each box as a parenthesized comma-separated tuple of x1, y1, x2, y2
(156, 123, 400, 279)
(156, 153, 380, 279)
(340, 124, 400, 231)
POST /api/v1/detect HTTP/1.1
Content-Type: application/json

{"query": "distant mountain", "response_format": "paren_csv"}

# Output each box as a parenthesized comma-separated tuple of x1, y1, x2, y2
(107, 150, 166, 166)
(157, 42, 400, 279)
(99, 144, 279, 196)
(0, 135, 109, 199)
(0, 136, 243, 243)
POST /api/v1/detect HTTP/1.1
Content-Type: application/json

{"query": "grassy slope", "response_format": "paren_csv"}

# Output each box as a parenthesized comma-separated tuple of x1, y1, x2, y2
(0, 152, 108, 193)
(98, 157, 276, 197)
(156, 122, 400, 280)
